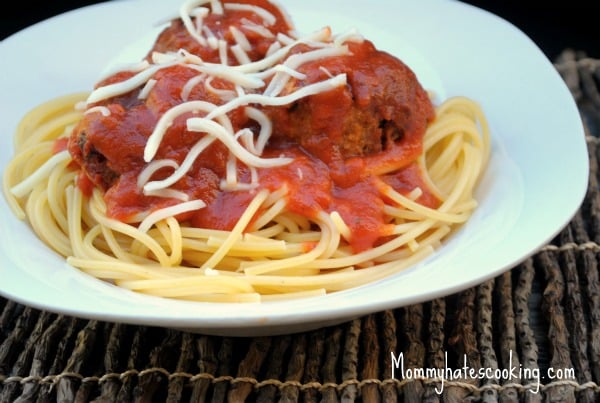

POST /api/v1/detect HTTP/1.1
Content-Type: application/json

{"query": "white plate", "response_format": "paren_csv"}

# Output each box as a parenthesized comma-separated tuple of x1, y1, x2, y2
(0, 0, 588, 336)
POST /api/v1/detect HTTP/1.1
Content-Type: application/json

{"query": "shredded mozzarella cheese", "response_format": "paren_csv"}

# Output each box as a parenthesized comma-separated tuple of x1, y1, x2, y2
(180, 0, 209, 46)
(223, 3, 277, 25)
(181, 74, 205, 101)
(138, 79, 157, 100)
(241, 18, 275, 38)
(87, 62, 178, 104)
(137, 159, 180, 189)
(84, 106, 111, 117)
(230, 26, 252, 52)
(11, 151, 71, 198)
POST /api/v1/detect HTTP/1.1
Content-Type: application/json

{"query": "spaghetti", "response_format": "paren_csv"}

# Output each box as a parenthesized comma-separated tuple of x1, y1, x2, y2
(3, 0, 490, 302)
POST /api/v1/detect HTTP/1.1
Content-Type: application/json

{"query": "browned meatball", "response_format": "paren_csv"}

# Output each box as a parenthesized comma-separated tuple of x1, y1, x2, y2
(263, 40, 435, 165)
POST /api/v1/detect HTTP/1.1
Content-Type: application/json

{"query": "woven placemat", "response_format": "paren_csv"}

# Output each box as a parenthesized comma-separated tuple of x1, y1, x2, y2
(1, 49, 600, 403)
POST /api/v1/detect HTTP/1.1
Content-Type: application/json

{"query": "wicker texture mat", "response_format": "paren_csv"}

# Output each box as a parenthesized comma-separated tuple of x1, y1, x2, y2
(1, 50, 599, 402)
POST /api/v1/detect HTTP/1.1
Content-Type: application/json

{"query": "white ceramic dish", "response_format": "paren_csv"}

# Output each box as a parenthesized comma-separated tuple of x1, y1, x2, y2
(0, 0, 588, 336)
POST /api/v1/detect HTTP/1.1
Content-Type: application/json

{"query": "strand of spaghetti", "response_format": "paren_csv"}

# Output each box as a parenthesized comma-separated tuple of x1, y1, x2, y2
(90, 225, 139, 263)
(459, 143, 484, 201)
(262, 184, 289, 206)
(13, 92, 87, 150)
(249, 222, 286, 239)
(79, 199, 134, 265)
(201, 188, 269, 270)
(375, 225, 451, 263)
(68, 257, 182, 280)
(46, 159, 76, 235)
(198, 227, 294, 257)
(330, 211, 351, 241)
(66, 185, 88, 258)
(43, 197, 74, 255)
(421, 137, 455, 193)
(3, 142, 52, 218)
(329, 246, 435, 291)
(82, 225, 120, 261)
(274, 211, 311, 233)
(218, 39, 228, 65)
(24, 186, 68, 256)
(154, 217, 184, 266)
(178, 293, 261, 303)
(245, 245, 434, 291)
(194, 256, 242, 271)
(8, 140, 53, 176)
(436, 143, 478, 207)
(377, 145, 475, 224)
(18, 112, 81, 151)
(87, 189, 172, 266)
(301, 218, 438, 270)
(81, 223, 149, 264)
(260, 289, 326, 301)
(424, 126, 485, 195)
(241, 211, 339, 275)
(116, 272, 257, 296)
(138, 199, 207, 233)
(10, 150, 71, 198)
(247, 197, 287, 232)
(438, 96, 491, 153)
(424, 114, 483, 151)
(180, 226, 232, 239)
(426, 97, 490, 170)
(381, 186, 470, 224)
(205, 237, 288, 255)
(426, 134, 465, 185)
(319, 211, 342, 259)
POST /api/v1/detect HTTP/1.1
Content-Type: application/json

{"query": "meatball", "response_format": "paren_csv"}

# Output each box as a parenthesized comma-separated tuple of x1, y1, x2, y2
(263, 40, 435, 163)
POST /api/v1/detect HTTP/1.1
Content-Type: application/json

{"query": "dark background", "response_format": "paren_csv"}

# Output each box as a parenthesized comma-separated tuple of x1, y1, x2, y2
(1, 1, 599, 61)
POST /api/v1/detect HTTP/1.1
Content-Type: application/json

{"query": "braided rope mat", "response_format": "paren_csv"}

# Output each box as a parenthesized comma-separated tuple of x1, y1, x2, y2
(2, 50, 600, 402)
